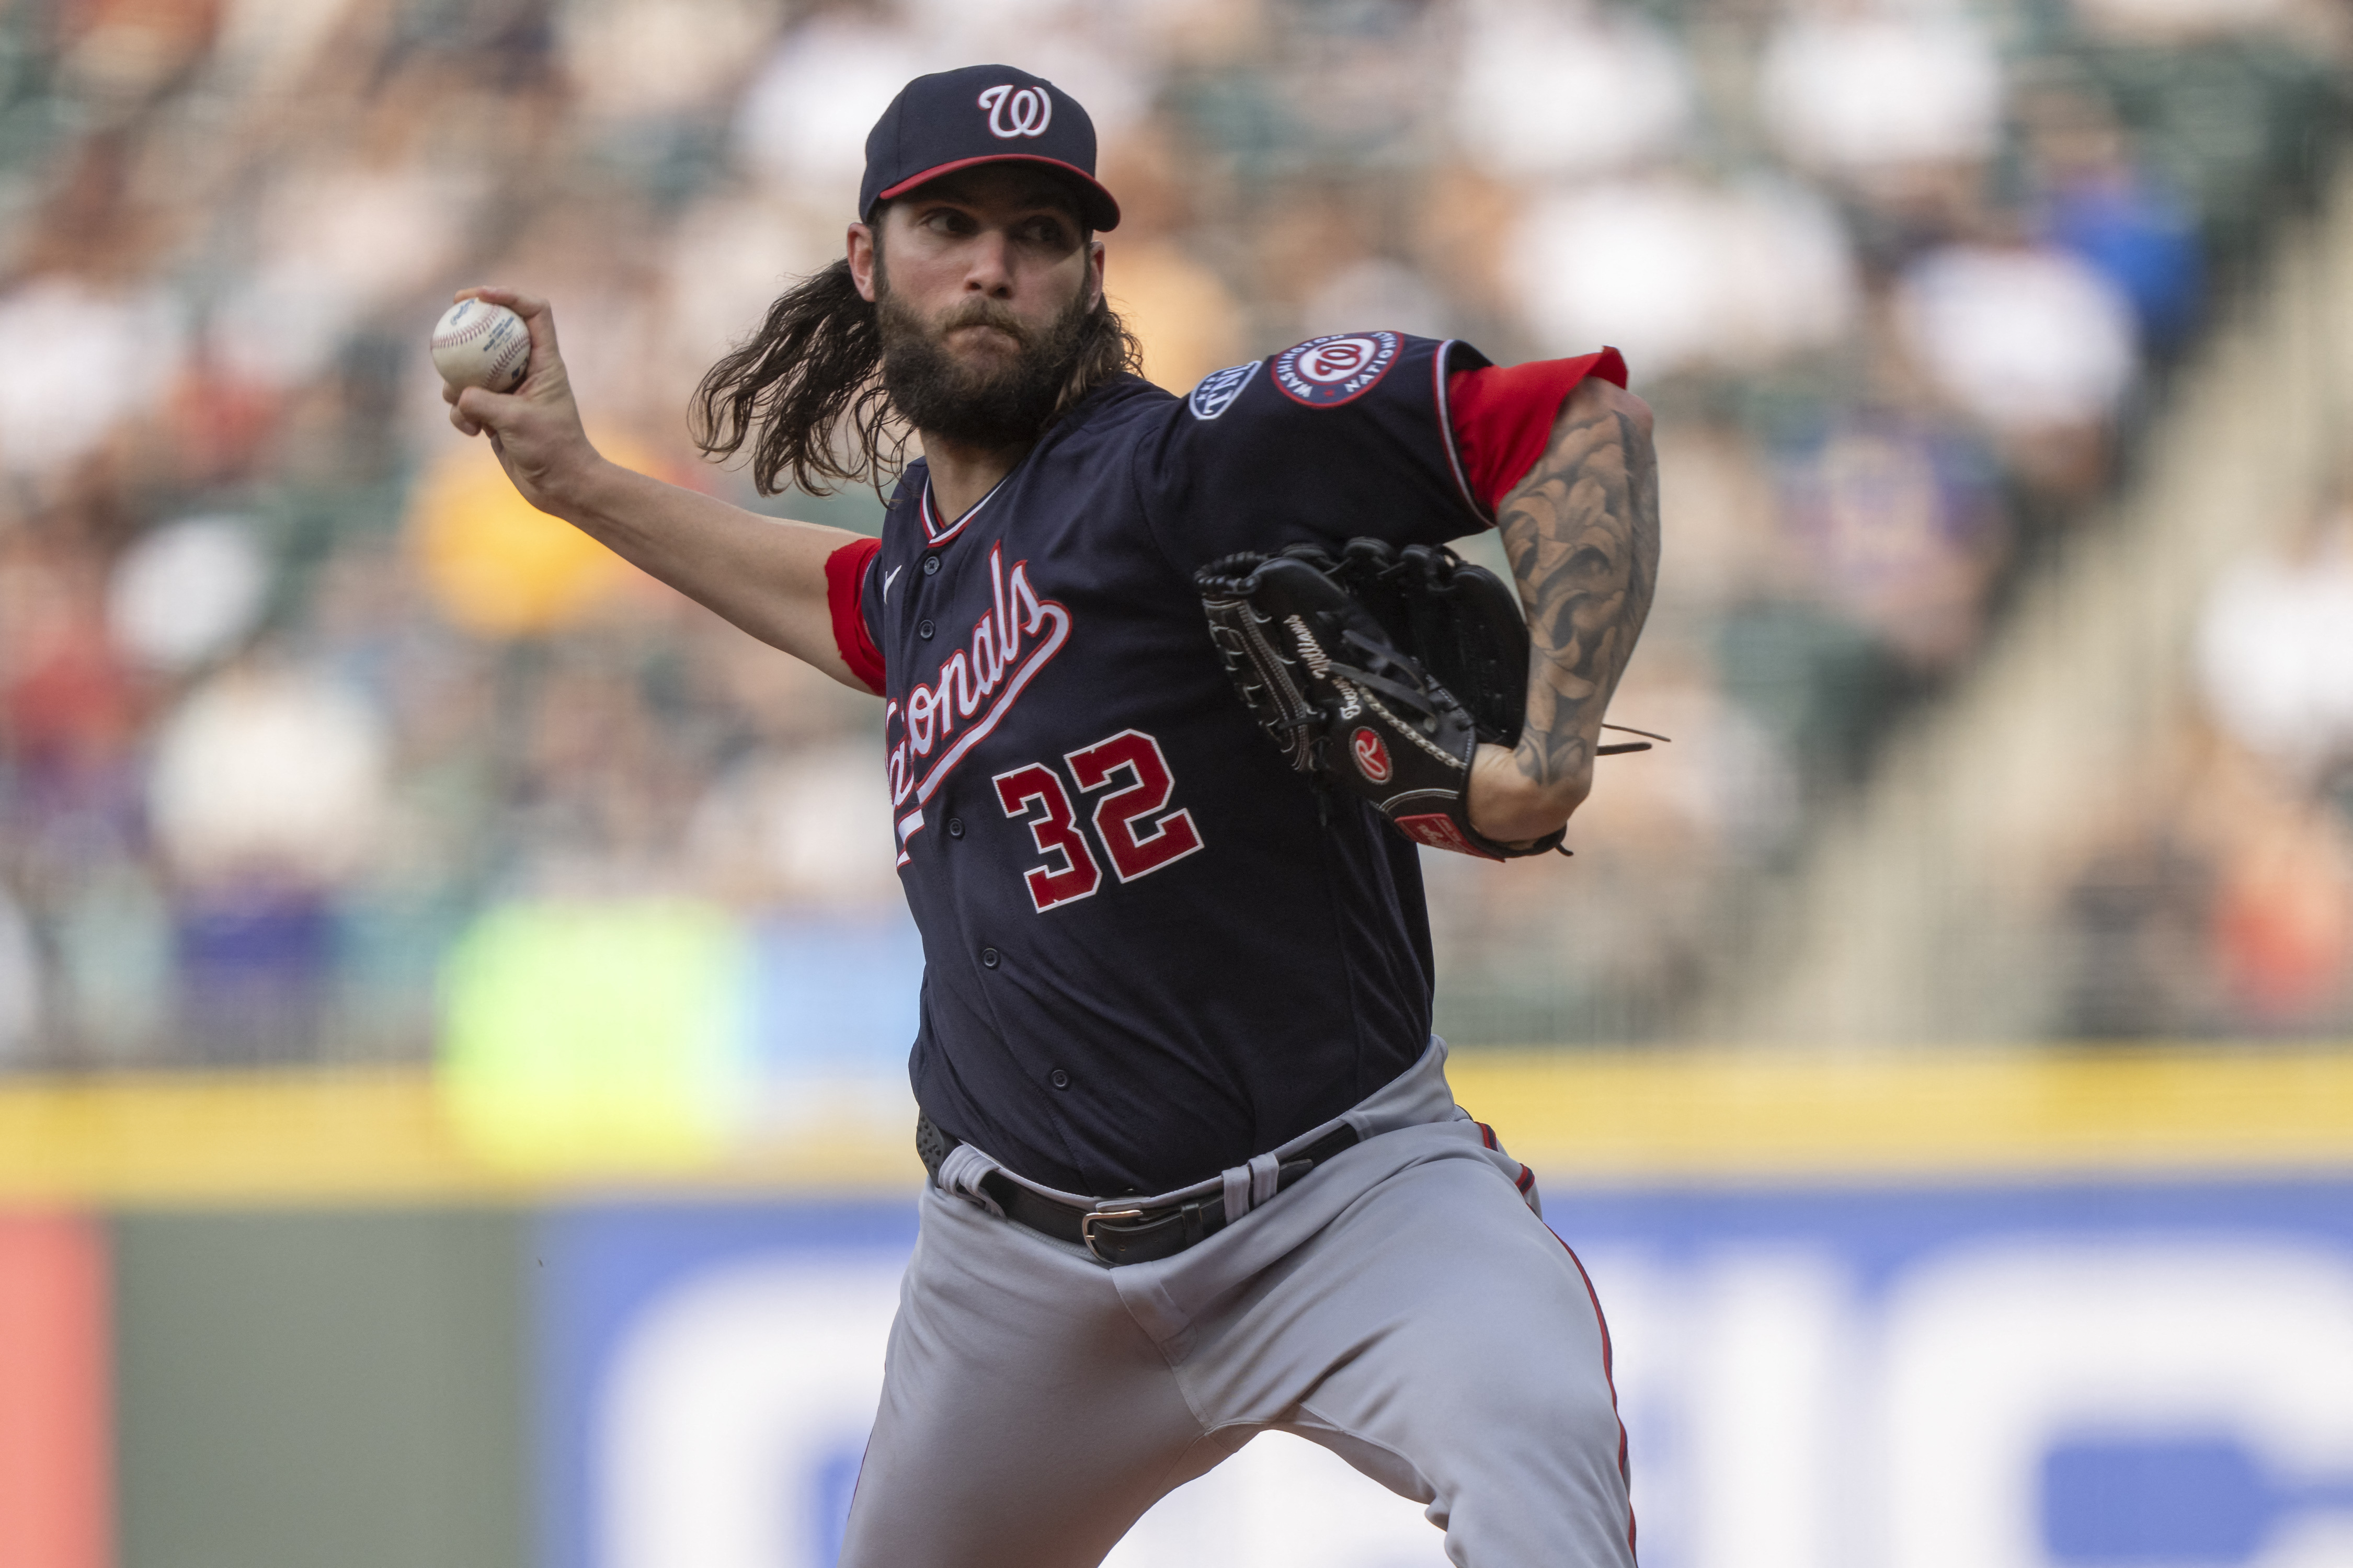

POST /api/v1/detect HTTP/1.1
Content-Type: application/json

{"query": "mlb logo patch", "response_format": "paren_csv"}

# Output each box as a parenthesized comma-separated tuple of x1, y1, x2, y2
(1272, 333, 1399, 407)
(1186, 361, 1260, 420)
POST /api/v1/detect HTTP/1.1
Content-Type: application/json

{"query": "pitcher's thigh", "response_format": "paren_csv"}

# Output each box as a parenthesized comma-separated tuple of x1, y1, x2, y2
(839, 1192, 1210, 1568)
(1282, 1163, 1636, 1567)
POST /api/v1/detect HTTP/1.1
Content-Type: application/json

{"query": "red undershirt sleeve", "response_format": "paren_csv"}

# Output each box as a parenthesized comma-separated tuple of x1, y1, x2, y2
(1446, 347, 1629, 516)
(824, 536, 886, 695)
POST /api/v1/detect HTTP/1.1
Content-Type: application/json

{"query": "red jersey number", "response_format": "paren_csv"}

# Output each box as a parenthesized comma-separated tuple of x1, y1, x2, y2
(991, 763, 1102, 913)
(993, 728, 1204, 912)
(1064, 729, 1205, 883)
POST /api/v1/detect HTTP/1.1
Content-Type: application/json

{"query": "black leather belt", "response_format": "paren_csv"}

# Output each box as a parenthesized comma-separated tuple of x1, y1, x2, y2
(915, 1112, 1361, 1267)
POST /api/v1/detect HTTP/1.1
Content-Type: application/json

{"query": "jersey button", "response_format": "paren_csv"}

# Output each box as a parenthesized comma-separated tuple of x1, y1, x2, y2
(946, 818, 964, 839)
(1049, 1069, 1071, 1090)
(918, 618, 935, 639)
(980, 946, 999, 968)
(922, 554, 940, 576)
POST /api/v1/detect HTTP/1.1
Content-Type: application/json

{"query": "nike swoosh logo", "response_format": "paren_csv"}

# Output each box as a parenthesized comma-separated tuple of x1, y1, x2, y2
(883, 566, 903, 599)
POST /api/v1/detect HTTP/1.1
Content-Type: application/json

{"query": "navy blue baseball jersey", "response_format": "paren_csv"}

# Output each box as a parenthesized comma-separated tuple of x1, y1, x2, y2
(832, 331, 1619, 1196)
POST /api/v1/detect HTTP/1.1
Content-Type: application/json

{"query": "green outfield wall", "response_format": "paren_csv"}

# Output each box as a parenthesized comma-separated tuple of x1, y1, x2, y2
(112, 1209, 527, 1568)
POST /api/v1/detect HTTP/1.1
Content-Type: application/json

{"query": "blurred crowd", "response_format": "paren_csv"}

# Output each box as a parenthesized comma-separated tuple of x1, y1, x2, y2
(0, 0, 2346, 1070)
(2053, 487, 2353, 1040)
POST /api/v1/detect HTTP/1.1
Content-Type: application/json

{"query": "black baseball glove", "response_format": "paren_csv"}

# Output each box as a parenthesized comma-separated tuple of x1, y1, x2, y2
(1195, 538, 1560, 861)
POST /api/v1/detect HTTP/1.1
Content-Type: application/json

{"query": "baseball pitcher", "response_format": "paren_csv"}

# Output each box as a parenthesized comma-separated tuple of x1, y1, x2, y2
(447, 64, 1658, 1567)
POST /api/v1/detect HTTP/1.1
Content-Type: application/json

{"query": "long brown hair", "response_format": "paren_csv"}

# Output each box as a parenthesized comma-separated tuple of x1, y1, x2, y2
(690, 247, 1145, 499)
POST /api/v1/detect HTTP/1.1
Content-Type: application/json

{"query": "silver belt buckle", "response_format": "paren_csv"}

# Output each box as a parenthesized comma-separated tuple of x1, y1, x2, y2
(1079, 1207, 1146, 1263)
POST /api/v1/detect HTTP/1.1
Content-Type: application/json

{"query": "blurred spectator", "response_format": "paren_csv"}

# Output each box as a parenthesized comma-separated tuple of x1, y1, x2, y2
(0, 532, 141, 783)
(1772, 413, 2009, 671)
(565, 0, 764, 203)
(560, 0, 770, 130)
(506, 639, 705, 897)
(2060, 818, 2215, 1038)
(2208, 796, 2353, 1032)
(163, 344, 282, 489)
(1759, 2, 2002, 203)
(2195, 499, 2353, 786)
(2057, 709, 2353, 1041)
(146, 656, 389, 1060)
(2022, 81, 2203, 353)
(106, 516, 273, 674)
(0, 274, 186, 482)
(1507, 176, 1855, 375)
(1261, 0, 1436, 168)
(734, 12, 933, 205)
(1451, 0, 1694, 182)
(147, 656, 388, 890)
(173, 881, 335, 1063)
(406, 441, 636, 637)
(1892, 240, 2137, 495)
(1713, 599, 1907, 789)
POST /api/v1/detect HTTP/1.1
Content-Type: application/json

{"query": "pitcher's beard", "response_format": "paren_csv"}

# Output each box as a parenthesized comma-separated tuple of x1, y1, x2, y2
(877, 280, 1097, 448)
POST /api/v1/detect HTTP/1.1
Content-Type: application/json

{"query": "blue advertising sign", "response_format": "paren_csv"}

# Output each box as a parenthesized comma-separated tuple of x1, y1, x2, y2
(537, 1178, 2353, 1568)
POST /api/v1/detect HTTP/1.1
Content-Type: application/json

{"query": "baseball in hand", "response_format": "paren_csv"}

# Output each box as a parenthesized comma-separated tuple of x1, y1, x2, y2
(431, 299, 531, 393)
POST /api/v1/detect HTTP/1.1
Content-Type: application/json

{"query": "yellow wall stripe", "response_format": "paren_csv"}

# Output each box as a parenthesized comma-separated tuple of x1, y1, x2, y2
(2, 1050, 2349, 1205)
(0, 1070, 915, 1206)
(1447, 1048, 2353, 1183)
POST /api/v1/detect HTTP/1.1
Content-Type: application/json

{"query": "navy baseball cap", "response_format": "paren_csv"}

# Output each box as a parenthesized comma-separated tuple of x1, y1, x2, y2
(859, 64, 1121, 232)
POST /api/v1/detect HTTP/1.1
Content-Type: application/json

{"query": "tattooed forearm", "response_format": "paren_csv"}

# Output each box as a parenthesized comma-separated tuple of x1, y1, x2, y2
(1496, 383, 1660, 799)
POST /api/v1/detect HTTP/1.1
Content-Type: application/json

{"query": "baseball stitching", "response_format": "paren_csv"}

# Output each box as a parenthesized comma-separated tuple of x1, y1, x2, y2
(432, 306, 514, 350)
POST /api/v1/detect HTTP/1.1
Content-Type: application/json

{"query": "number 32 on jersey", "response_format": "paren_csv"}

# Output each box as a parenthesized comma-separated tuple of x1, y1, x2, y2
(990, 728, 1204, 913)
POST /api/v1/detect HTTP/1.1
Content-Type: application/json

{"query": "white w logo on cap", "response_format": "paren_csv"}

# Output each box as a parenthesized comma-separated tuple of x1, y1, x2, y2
(977, 83, 1053, 139)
